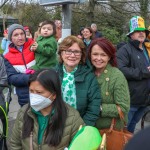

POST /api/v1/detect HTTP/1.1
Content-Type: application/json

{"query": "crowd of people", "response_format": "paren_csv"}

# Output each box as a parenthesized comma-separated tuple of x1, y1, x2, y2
(0, 16, 150, 149)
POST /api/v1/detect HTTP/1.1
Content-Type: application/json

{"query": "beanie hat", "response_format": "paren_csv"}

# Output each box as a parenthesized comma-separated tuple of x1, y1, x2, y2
(68, 126, 102, 150)
(127, 16, 149, 37)
(8, 24, 26, 41)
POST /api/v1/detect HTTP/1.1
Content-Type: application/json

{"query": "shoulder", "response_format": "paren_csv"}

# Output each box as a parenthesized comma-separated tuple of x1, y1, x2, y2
(106, 65, 126, 82)
(16, 104, 29, 120)
(66, 104, 80, 124)
(76, 64, 97, 83)
(66, 103, 80, 118)
(24, 38, 34, 47)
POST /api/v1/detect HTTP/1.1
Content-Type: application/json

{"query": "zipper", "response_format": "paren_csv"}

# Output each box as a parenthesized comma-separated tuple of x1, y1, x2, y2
(38, 144, 41, 150)
(21, 51, 27, 69)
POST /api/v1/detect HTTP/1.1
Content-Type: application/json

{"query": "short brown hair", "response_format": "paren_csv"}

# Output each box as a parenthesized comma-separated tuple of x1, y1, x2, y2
(39, 20, 56, 36)
(58, 36, 86, 64)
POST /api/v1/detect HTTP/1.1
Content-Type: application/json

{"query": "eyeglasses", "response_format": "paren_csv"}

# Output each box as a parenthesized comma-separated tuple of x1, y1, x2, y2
(62, 49, 82, 56)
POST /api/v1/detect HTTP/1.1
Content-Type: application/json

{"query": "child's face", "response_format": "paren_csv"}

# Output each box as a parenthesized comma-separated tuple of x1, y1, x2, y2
(40, 24, 53, 37)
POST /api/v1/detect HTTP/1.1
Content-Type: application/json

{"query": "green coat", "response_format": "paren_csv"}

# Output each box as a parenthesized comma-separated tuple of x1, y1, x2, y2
(56, 63, 101, 126)
(10, 104, 84, 150)
(31, 35, 58, 70)
(95, 64, 130, 130)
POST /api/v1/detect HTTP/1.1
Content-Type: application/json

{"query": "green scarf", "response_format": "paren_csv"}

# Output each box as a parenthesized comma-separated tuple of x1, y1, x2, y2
(62, 65, 77, 109)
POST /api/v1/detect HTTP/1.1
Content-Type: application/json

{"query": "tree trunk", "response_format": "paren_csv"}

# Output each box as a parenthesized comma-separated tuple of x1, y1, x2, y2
(86, 0, 95, 26)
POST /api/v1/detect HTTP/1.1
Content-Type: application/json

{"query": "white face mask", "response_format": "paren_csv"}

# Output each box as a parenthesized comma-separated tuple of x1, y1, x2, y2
(29, 93, 53, 111)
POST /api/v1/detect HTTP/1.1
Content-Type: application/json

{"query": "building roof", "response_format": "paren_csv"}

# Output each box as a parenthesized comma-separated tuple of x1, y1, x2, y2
(0, 15, 17, 20)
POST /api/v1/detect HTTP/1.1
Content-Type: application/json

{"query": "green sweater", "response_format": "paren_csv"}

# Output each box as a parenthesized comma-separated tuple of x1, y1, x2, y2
(95, 64, 130, 130)
(31, 35, 58, 70)
(10, 104, 84, 150)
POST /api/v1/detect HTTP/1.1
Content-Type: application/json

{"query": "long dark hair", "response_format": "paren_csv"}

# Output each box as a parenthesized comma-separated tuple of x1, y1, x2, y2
(88, 37, 117, 67)
(22, 69, 67, 146)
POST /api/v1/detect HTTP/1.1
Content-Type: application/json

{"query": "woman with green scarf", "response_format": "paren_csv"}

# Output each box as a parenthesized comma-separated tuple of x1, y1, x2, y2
(56, 35, 101, 126)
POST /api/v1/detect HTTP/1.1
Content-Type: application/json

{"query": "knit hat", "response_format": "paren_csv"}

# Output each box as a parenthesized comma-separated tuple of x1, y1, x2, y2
(127, 16, 149, 37)
(8, 24, 26, 41)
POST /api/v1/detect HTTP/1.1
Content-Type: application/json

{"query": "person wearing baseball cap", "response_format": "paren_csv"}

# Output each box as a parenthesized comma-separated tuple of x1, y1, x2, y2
(3, 23, 35, 107)
(117, 16, 150, 133)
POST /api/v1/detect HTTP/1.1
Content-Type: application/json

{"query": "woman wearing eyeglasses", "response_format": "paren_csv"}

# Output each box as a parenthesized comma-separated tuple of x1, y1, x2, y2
(56, 35, 101, 126)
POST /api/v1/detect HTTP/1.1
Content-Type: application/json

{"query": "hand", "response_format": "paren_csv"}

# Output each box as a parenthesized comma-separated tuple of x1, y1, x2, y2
(3, 33, 8, 39)
(30, 42, 38, 51)
(147, 66, 150, 72)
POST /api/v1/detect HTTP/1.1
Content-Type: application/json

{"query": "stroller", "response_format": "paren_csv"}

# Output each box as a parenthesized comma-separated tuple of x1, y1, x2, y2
(0, 84, 11, 150)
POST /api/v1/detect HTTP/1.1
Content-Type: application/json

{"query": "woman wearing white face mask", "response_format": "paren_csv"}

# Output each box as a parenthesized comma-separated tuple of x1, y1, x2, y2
(10, 69, 84, 150)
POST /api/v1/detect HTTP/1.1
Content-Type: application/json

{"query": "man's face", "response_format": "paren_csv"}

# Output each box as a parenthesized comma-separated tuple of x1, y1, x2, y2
(130, 31, 146, 43)
(91, 25, 97, 32)
(11, 29, 26, 47)
(55, 20, 62, 28)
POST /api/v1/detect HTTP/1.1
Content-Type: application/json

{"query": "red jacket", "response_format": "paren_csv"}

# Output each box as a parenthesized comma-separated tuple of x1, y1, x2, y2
(5, 38, 35, 73)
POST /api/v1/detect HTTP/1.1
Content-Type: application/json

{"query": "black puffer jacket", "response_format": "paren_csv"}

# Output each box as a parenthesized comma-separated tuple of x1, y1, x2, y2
(117, 39, 150, 106)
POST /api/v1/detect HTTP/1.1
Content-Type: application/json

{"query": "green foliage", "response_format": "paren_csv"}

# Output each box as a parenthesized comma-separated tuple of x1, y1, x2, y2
(102, 27, 127, 45)
(12, 3, 52, 34)
(0, 47, 3, 54)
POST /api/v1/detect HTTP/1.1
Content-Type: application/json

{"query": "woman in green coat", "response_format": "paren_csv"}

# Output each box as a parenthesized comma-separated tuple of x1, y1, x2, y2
(88, 37, 130, 130)
(56, 35, 101, 126)
(10, 69, 84, 150)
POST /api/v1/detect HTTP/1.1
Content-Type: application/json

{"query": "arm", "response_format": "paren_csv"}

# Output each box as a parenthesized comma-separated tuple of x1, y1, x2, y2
(1, 38, 7, 51)
(4, 58, 30, 87)
(117, 46, 150, 80)
(10, 108, 23, 149)
(34, 32, 38, 41)
(35, 38, 57, 57)
(0, 56, 7, 91)
(83, 74, 101, 126)
(101, 73, 130, 119)
(70, 109, 85, 140)
(0, 56, 7, 84)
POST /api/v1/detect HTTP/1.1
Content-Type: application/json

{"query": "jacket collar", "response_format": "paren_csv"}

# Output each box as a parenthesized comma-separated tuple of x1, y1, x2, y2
(57, 63, 92, 82)
(129, 39, 145, 51)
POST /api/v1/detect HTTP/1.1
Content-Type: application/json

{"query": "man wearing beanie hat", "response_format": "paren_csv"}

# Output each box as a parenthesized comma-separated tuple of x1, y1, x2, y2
(3, 23, 35, 106)
(117, 16, 150, 133)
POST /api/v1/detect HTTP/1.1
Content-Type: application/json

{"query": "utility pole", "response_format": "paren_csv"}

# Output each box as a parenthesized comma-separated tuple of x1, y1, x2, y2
(62, 4, 72, 39)
(40, 0, 87, 39)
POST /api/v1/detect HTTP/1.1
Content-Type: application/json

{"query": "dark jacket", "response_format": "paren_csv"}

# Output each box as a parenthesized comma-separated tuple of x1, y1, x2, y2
(0, 56, 7, 88)
(56, 63, 101, 126)
(4, 58, 30, 106)
(117, 39, 150, 106)
(10, 104, 84, 150)
(95, 31, 102, 38)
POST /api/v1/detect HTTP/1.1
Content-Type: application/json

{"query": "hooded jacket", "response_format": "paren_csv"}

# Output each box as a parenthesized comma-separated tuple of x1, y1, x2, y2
(56, 63, 101, 126)
(10, 104, 84, 150)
